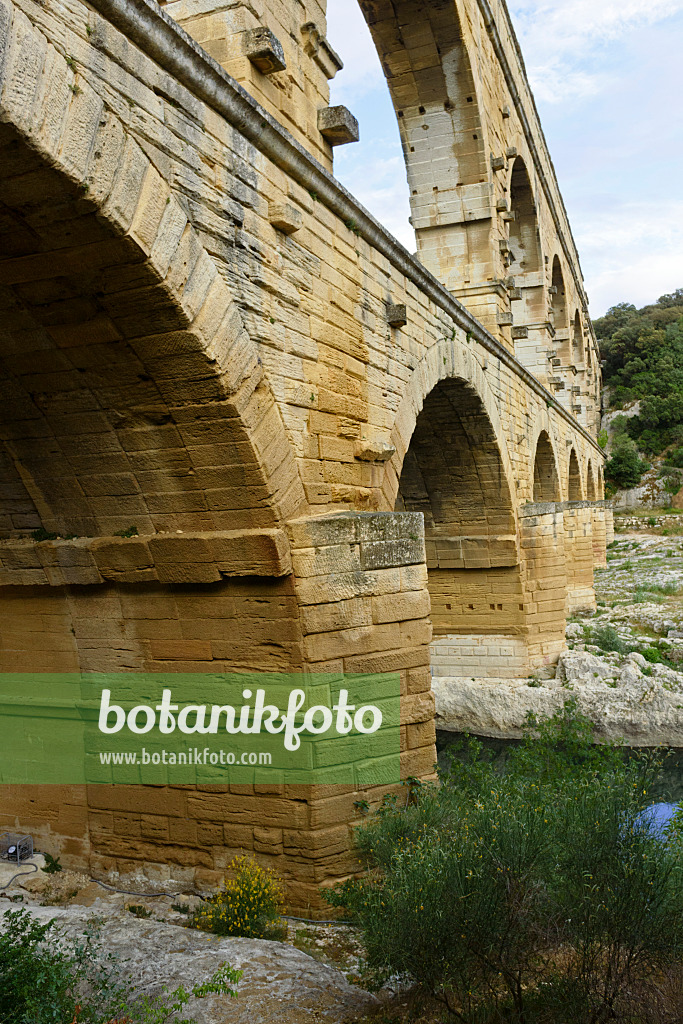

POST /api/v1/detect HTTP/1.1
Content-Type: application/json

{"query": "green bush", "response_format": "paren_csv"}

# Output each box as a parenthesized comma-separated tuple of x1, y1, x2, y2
(665, 446, 683, 468)
(326, 705, 683, 1022)
(605, 434, 650, 490)
(0, 909, 241, 1023)
(596, 290, 683, 453)
(589, 623, 632, 654)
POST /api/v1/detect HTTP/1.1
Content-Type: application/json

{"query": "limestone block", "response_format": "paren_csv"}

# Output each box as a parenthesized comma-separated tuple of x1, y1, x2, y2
(372, 589, 430, 624)
(209, 529, 291, 576)
(269, 200, 302, 234)
(241, 27, 286, 74)
(360, 538, 424, 571)
(317, 105, 359, 145)
(386, 303, 407, 328)
(354, 439, 396, 462)
(301, 22, 343, 80)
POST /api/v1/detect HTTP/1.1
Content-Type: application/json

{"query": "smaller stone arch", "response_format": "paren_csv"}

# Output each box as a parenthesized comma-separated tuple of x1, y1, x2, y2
(509, 157, 542, 275)
(571, 310, 584, 365)
(533, 430, 561, 501)
(550, 256, 568, 330)
(586, 460, 597, 500)
(568, 448, 582, 500)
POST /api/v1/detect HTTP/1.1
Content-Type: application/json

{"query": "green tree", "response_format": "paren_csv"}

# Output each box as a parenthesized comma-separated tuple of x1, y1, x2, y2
(326, 705, 683, 1023)
(605, 433, 649, 489)
(595, 289, 683, 455)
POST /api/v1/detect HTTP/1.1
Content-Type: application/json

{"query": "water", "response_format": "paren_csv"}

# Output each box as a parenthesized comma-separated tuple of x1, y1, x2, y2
(436, 731, 683, 825)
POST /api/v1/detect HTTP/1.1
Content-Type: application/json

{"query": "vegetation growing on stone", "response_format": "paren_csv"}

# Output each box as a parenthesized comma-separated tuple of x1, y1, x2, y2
(596, 288, 683, 489)
(0, 909, 241, 1023)
(325, 704, 683, 1022)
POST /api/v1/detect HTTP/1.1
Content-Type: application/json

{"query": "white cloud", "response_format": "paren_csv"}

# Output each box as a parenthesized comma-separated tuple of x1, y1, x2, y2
(325, 0, 385, 102)
(511, 0, 683, 51)
(574, 201, 683, 315)
(509, 0, 683, 101)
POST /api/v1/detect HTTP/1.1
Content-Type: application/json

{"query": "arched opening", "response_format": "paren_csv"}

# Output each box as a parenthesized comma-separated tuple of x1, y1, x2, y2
(533, 431, 560, 501)
(395, 377, 524, 679)
(0, 121, 300, 539)
(509, 157, 541, 276)
(550, 256, 568, 331)
(586, 460, 596, 501)
(568, 449, 582, 501)
(598, 467, 604, 499)
(571, 310, 584, 365)
(508, 157, 544, 363)
(357, 0, 491, 300)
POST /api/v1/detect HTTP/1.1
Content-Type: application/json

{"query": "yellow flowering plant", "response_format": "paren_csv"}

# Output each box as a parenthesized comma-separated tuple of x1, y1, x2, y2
(190, 855, 286, 940)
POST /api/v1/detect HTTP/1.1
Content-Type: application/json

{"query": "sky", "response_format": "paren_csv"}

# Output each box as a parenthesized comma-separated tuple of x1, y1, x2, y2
(325, 0, 683, 318)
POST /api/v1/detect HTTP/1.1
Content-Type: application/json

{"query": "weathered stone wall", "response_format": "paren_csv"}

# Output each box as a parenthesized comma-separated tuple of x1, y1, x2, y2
(0, 0, 606, 908)
(0, 511, 436, 911)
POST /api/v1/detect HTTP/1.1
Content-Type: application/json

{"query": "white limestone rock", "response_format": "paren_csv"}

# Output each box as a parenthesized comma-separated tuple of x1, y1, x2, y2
(556, 649, 619, 686)
(433, 646, 683, 747)
(0, 900, 378, 1023)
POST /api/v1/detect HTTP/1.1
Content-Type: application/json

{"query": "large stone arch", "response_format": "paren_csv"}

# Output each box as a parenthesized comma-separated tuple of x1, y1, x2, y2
(550, 255, 568, 332)
(394, 377, 516, 539)
(358, 0, 497, 322)
(0, 7, 305, 538)
(508, 156, 542, 276)
(382, 339, 527, 679)
(508, 156, 544, 349)
(571, 309, 585, 366)
(380, 339, 517, 514)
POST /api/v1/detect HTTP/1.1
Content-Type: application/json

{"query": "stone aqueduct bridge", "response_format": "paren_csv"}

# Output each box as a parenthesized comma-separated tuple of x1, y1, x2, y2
(0, 0, 610, 909)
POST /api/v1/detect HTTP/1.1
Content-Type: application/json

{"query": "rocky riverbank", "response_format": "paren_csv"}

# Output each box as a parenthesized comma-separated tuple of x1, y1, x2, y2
(435, 527, 683, 746)
(0, 862, 378, 1023)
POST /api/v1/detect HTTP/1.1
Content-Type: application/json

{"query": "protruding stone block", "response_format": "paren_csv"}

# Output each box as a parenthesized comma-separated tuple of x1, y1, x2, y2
(301, 22, 343, 80)
(354, 439, 396, 462)
(491, 155, 505, 171)
(497, 311, 513, 326)
(505, 146, 518, 159)
(269, 201, 302, 234)
(242, 28, 286, 74)
(512, 326, 529, 339)
(386, 303, 407, 328)
(318, 106, 359, 146)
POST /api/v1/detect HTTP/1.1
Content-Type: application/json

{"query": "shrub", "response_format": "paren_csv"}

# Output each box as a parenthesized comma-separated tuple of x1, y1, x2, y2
(42, 852, 62, 874)
(190, 855, 285, 939)
(326, 705, 683, 1022)
(605, 434, 650, 490)
(589, 624, 632, 654)
(664, 445, 683, 468)
(0, 908, 241, 1023)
